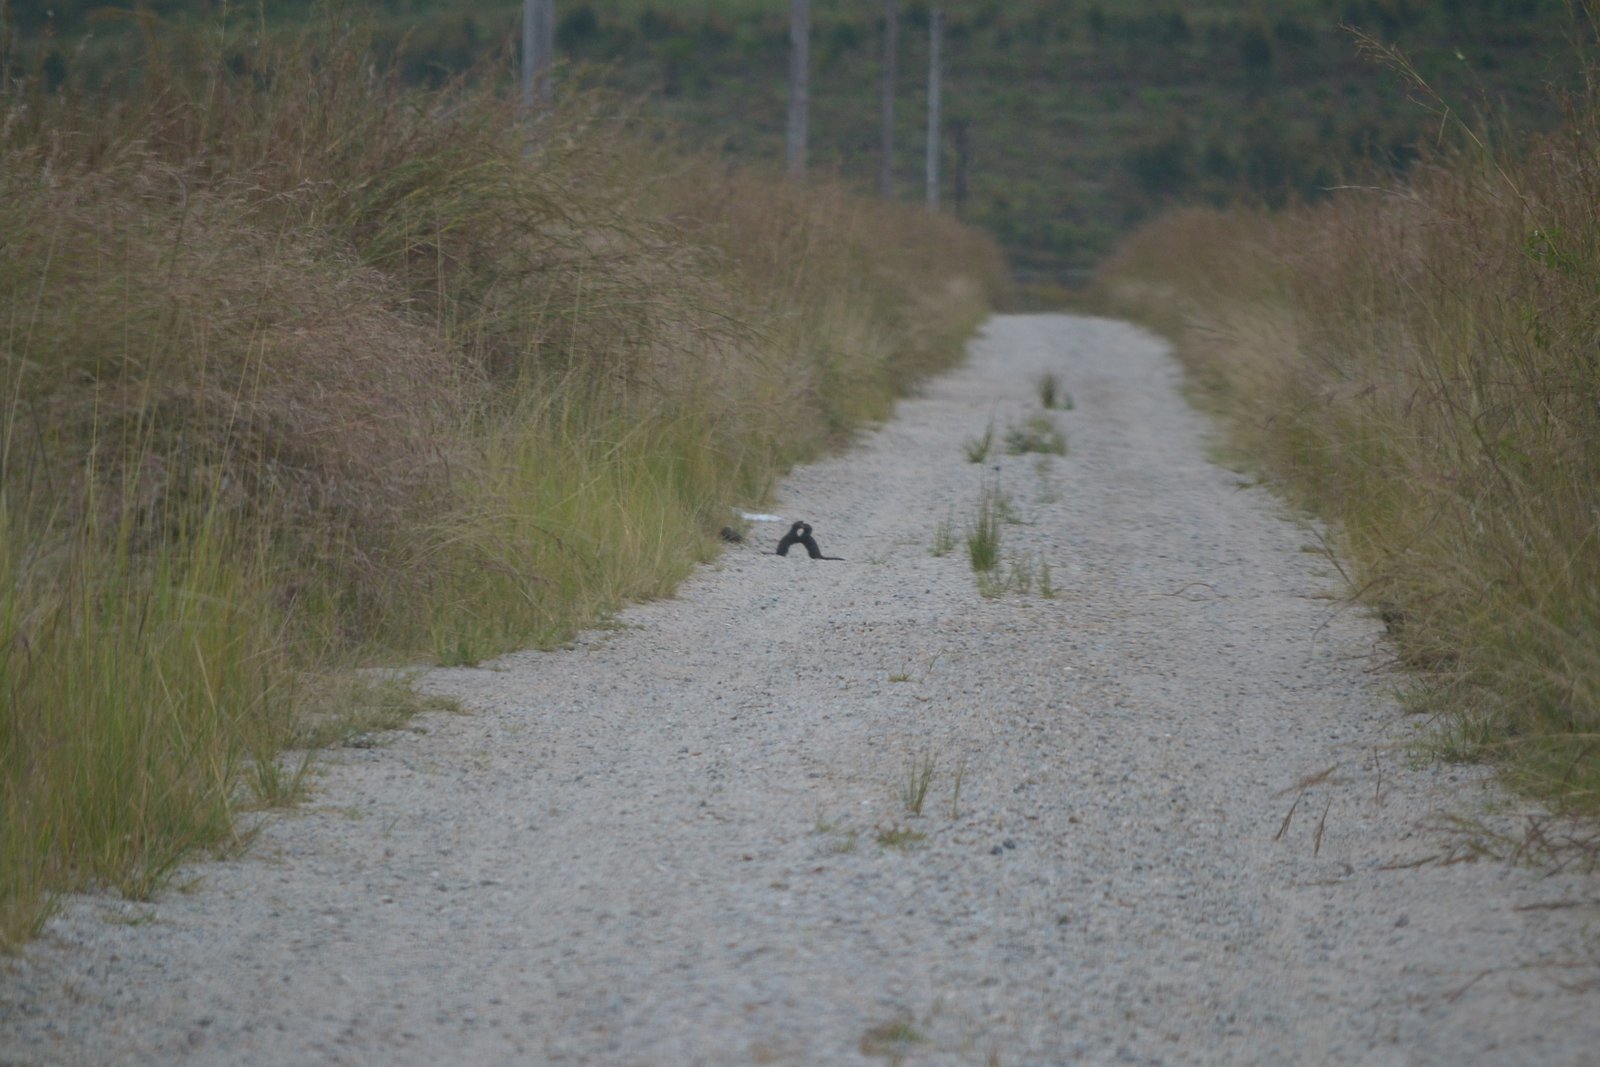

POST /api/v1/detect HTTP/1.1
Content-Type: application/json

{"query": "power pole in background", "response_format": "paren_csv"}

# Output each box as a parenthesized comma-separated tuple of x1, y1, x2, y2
(880, 0, 898, 200)
(522, 0, 554, 116)
(926, 6, 942, 210)
(787, 0, 810, 179)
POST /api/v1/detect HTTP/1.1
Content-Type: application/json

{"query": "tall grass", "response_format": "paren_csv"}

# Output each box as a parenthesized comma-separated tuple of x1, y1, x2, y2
(966, 483, 1004, 574)
(409, 391, 744, 664)
(0, 496, 300, 941)
(1091, 10, 1600, 811)
(0, 18, 1007, 946)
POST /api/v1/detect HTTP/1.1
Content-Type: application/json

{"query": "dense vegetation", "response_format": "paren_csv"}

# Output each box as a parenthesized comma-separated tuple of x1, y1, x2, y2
(11, 1, 1591, 279)
(6, 0, 1597, 944)
(1092, 26, 1600, 814)
(0, 19, 1005, 946)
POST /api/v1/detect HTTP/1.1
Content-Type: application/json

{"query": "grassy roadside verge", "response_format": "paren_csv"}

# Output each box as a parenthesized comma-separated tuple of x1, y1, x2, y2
(0, 23, 1006, 947)
(1089, 32, 1600, 815)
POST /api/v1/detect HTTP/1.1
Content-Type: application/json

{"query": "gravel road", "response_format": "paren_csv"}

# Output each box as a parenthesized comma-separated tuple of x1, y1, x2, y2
(4, 314, 1597, 1066)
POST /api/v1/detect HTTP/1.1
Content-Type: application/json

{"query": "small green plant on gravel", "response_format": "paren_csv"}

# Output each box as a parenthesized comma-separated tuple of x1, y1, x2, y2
(931, 513, 957, 557)
(1040, 560, 1057, 599)
(995, 489, 1027, 526)
(1005, 413, 1068, 456)
(966, 485, 1004, 572)
(901, 751, 938, 815)
(978, 551, 1040, 599)
(1035, 371, 1061, 408)
(950, 756, 968, 819)
(1009, 553, 1036, 594)
(963, 419, 996, 463)
(874, 825, 927, 850)
(815, 812, 859, 853)
(888, 670, 912, 683)
(1035, 372, 1075, 411)
(860, 1016, 926, 1057)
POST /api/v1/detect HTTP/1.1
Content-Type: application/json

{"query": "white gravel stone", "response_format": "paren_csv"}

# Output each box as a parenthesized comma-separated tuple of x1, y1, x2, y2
(3, 314, 1597, 1066)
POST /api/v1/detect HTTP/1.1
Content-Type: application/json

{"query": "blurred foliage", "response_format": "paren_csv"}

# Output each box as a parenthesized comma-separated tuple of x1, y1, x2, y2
(7, 0, 1591, 281)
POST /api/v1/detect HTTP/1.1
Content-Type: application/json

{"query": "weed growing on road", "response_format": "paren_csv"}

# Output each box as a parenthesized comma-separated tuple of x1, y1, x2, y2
(1008, 553, 1037, 594)
(931, 513, 957, 557)
(815, 813, 860, 854)
(963, 419, 996, 463)
(978, 551, 1041, 599)
(875, 825, 927, 850)
(966, 485, 1004, 572)
(1005, 413, 1068, 456)
(950, 756, 968, 819)
(901, 751, 938, 815)
(995, 489, 1028, 525)
(860, 1017, 926, 1057)
(1035, 372, 1075, 410)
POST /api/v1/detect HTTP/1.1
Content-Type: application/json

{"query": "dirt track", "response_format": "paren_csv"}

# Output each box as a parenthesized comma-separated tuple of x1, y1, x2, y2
(4, 314, 1596, 1066)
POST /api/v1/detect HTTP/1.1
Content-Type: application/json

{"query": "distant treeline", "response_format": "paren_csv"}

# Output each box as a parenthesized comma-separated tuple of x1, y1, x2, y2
(7, 0, 1592, 277)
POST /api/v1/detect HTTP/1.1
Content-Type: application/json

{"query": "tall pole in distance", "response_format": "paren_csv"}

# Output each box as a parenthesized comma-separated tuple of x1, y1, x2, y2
(539, 0, 555, 106)
(926, 6, 942, 210)
(522, 0, 554, 116)
(880, 0, 898, 200)
(787, 0, 810, 179)
(521, 0, 536, 114)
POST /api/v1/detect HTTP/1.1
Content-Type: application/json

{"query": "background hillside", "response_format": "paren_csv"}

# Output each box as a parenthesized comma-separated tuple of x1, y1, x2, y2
(10, 0, 1592, 280)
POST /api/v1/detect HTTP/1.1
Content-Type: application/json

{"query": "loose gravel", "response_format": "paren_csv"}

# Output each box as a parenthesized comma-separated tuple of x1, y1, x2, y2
(4, 314, 1598, 1066)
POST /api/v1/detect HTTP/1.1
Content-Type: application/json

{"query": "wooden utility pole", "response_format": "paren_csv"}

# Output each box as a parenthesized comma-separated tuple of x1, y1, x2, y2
(787, 0, 810, 179)
(522, 0, 555, 115)
(926, 6, 942, 210)
(880, 0, 898, 200)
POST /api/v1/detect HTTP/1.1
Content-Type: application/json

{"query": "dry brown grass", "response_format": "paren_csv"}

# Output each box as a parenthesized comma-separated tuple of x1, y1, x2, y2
(0, 17, 1007, 947)
(1091, 30, 1600, 813)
